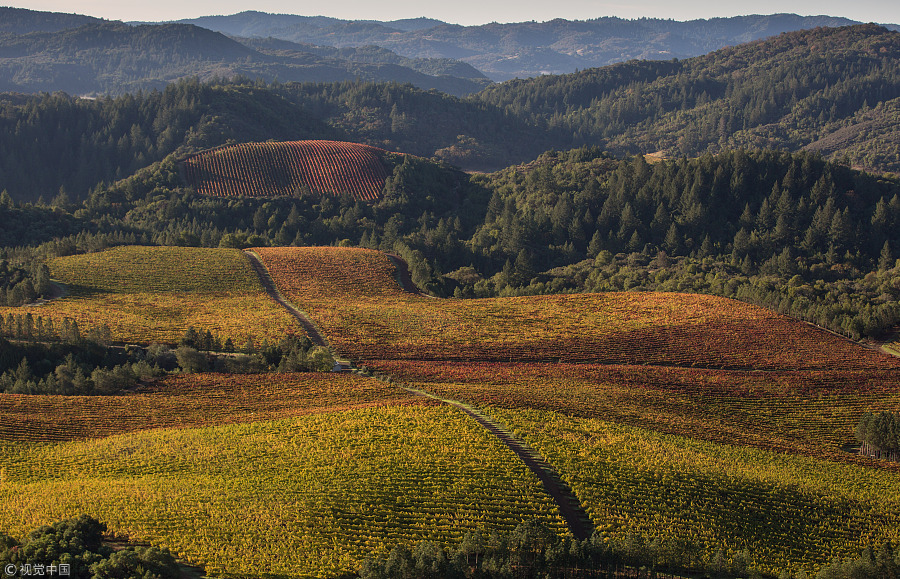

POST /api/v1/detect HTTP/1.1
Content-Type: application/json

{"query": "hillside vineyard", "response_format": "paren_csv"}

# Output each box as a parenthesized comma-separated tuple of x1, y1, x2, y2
(180, 140, 390, 201)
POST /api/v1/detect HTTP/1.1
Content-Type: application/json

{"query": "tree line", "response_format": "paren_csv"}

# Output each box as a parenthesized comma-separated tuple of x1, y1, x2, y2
(360, 520, 900, 579)
(856, 411, 900, 461)
(0, 320, 337, 395)
(0, 256, 53, 306)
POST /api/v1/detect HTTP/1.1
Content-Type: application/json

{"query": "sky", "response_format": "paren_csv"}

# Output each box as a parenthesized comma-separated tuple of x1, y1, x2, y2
(5, 0, 899, 25)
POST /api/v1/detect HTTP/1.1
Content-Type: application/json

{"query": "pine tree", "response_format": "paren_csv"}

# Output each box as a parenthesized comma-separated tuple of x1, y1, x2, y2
(879, 241, 894, 271)
(181, 326, 200, 349)
(663, 223, 681, 254)
(587, 230, 603, 258)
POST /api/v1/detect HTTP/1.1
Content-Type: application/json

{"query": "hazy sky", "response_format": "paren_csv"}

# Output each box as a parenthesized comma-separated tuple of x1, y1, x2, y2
(6, 0, 899, 25)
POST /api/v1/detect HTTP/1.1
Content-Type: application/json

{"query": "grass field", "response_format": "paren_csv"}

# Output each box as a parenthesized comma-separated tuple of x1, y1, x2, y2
(484, 407, 900, 575)
(0, 404, 567, 578)
(0, 246, 301, 344)
(255, 246, 899, 370)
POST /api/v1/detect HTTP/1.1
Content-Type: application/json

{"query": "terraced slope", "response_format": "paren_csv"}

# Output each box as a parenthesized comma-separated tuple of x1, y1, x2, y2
(180, 140, 390, 201)
(254, 246, 900, 370)
(0, 245, 301, 344)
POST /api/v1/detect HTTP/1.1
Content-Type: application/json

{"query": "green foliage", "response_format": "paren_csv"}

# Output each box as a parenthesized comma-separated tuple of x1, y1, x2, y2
(360, 521, 761, 579)
(0, 261, 52, 307)
(816, 543, 900, 579)
(89, 547, 181, 579)
(174, 346, 208, 374)
(0, 79, 334, 205)
(856, 411, 900, 459)
(464, 148, 900, 338)
(0, 333, 163, 396)
(0, 515, 178, 579)
(475, 25, 900, 173)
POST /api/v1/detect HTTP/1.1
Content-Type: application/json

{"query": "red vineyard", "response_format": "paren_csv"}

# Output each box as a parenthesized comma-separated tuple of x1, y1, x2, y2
(180, 140, 390, 201)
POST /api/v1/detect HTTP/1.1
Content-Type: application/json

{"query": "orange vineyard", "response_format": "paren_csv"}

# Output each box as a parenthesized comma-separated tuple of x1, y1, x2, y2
(180, 140, 390, 201)
(254, 246, 900, 370)
(0, 373, 433, 442)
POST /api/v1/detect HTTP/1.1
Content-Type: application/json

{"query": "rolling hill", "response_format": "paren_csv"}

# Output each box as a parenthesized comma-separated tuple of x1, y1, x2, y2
(0, 246, 300, 344)
(2, 25, 900, 208)
(1, 243, 899, 576)
(472, 24, 900, 173)
(254, 246, 900, 370)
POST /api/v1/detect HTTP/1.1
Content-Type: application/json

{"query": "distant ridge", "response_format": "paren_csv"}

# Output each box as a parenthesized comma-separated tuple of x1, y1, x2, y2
(0, 6, 102, 34)
(0, 9, 489, 96)
(180, 140, 391, 201)
(173, 12, 899, 80)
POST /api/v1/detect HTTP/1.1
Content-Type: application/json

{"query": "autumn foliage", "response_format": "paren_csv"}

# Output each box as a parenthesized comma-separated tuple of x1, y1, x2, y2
(0, 372, 434, 442)
(368, 359, 900, 469)
(180, 140, 390, 201)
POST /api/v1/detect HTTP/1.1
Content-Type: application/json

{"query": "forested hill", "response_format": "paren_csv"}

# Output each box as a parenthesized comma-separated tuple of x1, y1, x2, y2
(0, 7, 102, 34)
(472, 24, 900, 174)
(0, 19, 489, 96)
(1, 145, 898, 343)
(1, 25, 900, 204)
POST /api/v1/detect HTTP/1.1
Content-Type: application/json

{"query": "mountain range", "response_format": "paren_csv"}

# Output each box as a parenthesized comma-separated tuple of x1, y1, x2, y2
(173, 11, 900, 80)
(0, 8, 489, 96)
(1, 7, 899, 97)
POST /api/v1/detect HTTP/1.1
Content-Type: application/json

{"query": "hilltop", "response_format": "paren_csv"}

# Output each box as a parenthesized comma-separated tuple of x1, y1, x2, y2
(180, 140, 392, 201)
(256, 246, 899, 370)
(0, 6, 102, 34)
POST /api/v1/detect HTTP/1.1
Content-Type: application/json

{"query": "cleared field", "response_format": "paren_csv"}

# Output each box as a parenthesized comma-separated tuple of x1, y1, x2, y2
(255, 246, 899, 370)
(0, 405, 567, 578)
(0, 246, 301, 344)
(0, 372, 431, 442)
(485, 408, 900, 576)
(180, 140, 389, 201)
(369, 360, 900, 469)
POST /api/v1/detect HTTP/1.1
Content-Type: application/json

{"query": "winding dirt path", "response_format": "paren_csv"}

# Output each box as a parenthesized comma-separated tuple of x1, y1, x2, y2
(400, 384, 596, 540)
(383, 253, 437, 298)
(242, 250, 329, 347)
(245, 248, 596, 540)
